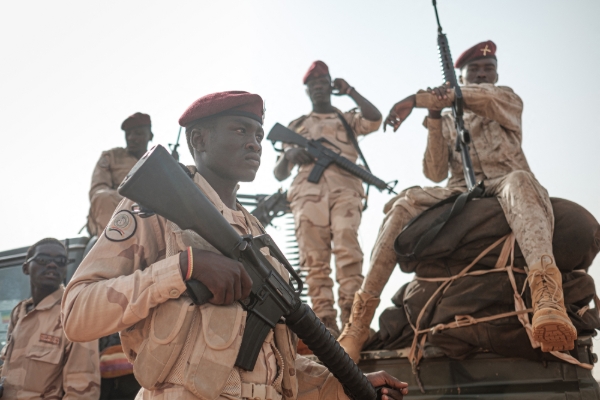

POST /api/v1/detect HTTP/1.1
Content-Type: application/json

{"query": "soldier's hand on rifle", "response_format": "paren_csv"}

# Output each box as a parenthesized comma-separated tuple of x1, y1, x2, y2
(332, 78, 352, 96)
(365, 371, 409, 399)
(284, 148, 315, 165)
(179, 249, 253, 305)
(384, 95, 416, 132)
(426, 82, 451, 100)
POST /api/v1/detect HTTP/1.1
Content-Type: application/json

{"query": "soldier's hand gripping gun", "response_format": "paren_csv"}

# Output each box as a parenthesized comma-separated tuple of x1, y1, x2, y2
(268, 123, 397, 194)
(237, 190, 290, 227)
(432, 0, 482, 193)
(118, 145, 383, 400)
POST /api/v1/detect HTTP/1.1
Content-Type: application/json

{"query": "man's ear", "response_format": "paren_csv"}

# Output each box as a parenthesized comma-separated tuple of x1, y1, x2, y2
(23, 262, 30, 276)
(149, 131, 154, 142)
(494, 73, 499, 84)
(305, 87, 310, 97)
(191, 127, 210, 153)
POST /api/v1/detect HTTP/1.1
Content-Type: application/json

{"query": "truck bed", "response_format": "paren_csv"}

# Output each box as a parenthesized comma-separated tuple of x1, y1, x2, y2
(356, 337, 600, 399)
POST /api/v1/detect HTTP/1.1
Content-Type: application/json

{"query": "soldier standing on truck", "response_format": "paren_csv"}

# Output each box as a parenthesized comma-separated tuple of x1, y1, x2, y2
(87, 112, 153, 236)
(339, 41, 578, 361)
(273, 61, 382, 336)
(0, 238, 100, 399)
(61, 91, 408, 400)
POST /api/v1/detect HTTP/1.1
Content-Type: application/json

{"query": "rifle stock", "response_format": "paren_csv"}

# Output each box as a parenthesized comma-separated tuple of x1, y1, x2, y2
(117, 145, 380, 400)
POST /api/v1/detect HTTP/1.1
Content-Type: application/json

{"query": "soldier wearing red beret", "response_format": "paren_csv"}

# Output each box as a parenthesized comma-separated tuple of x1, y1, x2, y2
(338, 41, 578, 361)
(87, 112, 154, 237)
(63, 91, 409, 400)
(273, 61, 383, 337)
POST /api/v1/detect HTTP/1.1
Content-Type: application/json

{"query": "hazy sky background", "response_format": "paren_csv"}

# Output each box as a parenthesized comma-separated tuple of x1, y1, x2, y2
(1, 0, 599, 358)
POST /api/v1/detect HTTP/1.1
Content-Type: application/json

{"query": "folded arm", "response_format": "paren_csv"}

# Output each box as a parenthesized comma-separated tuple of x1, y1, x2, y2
(415, 84, 523, 132)
(62, 201, 187, 342)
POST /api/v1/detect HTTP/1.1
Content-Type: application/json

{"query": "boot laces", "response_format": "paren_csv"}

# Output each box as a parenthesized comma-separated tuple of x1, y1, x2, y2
(528, 269, 562, 311)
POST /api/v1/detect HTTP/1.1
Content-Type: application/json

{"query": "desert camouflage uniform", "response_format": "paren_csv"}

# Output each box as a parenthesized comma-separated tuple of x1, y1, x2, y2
(62, 168, 351, 400)
(364, 84, 555, 296)
(0, 286, 100, 399)
(88, 147, 138, 236)
(282, 109, 381, 323)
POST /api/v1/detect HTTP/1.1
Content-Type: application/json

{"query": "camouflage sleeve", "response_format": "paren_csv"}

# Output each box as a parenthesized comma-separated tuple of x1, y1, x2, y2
(89, 151, 115, 200)
(345, 109, 381, 136)
(62, 339, 101, 399)
(295, 355, 350, 400)
(422, 116, 450, 183)
(62, 198, 187, 342)
(415, 84, 523, 132)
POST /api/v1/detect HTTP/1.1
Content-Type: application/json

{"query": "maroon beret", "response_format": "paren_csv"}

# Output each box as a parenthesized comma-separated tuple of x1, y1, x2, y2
(179, 91, 264, 127)
(121, 112, 151, 131)
(303, 61, 330, 84)
(454, 40, 497, 69)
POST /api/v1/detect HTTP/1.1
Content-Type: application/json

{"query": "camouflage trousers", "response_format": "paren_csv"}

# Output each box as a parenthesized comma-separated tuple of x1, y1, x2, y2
(363, 170, 555, 296)
(290, 188, 364, 322)
(88, 189, 123, 237)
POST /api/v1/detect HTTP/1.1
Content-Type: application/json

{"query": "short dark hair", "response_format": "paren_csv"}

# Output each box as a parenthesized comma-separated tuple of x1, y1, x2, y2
(25, 238, 66, 262)
(185, 116, 218, 157)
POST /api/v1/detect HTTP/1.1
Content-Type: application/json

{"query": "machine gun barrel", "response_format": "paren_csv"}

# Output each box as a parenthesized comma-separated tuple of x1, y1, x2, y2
(117, 145, 380, 400)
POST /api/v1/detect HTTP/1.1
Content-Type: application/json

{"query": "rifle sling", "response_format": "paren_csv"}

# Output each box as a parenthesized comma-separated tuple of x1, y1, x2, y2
(334, 110, 372, 210)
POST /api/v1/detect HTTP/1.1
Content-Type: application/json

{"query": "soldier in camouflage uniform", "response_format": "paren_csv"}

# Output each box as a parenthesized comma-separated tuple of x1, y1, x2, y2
(87, 112, 153, 236)
(62, 91, 408, 400)
(0, 238, 100, 399)
(274, 61, 382, 336)
(339, 41, 578, 362)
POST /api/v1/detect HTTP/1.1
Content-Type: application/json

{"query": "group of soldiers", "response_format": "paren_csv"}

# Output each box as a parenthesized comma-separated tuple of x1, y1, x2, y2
(0, 39, 578, 400)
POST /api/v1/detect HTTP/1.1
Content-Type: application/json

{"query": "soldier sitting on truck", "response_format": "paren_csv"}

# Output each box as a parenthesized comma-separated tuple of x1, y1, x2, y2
(338, 41, 578, 361)
(0, 238, 100, 399)
(87, 112, 153, 237)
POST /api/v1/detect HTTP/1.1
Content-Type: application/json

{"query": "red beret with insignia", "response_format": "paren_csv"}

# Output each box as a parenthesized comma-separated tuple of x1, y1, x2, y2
(454, 40, 497, 69)
(121, 112, 151, 131)
(179, 91, 264, 127)
(303, 61, 330, 84)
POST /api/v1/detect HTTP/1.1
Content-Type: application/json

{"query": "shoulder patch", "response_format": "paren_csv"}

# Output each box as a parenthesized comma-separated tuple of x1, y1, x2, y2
(105, 210, 137, 242)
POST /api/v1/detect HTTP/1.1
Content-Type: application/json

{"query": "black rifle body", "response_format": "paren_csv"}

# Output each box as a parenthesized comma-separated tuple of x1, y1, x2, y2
(268, 123, 395, 194)
(434, 1, 478, 190)
(118, 145, 379, 400)
(237, 190, 289, 227)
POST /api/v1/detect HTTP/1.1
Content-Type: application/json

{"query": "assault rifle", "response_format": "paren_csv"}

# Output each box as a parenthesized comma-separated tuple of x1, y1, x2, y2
(237, 190, 290, 227)
(432, 0, 481, 192)
(118, 145, 383, 400)
(268, 123, 397, 194)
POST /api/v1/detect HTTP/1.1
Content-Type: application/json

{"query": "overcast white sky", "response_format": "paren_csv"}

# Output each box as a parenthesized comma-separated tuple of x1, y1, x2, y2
(1, 0, 599, 338)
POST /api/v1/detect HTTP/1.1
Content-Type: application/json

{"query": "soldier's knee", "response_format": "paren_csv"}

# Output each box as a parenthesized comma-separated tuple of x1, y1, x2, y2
(506, 170, 535, 186)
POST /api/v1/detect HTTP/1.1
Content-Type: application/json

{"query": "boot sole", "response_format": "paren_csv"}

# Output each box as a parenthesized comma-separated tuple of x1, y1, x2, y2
(532, 315, 577, 352)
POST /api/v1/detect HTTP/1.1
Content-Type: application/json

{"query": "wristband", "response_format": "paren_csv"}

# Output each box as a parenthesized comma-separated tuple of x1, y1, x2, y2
(185, 247, 194, 281)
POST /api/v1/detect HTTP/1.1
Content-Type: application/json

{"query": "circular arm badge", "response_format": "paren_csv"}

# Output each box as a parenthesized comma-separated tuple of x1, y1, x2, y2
(105, 210, 137, 241)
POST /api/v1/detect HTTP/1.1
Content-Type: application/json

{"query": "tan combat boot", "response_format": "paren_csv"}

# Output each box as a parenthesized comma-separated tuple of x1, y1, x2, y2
(337, 290, 380, 363)
(529, 256, 577, 352)
(321, 316, 341, 339)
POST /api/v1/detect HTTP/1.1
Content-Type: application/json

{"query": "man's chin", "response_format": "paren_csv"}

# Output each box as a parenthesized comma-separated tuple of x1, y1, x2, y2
(238, 170, 258, 183)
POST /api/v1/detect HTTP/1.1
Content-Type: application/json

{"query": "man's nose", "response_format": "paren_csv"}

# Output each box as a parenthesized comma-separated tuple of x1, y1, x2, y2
(246, 139, 261, 152)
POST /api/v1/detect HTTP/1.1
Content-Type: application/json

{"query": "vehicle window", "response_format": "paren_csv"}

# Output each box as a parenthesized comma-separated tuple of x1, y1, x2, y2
(0, 264, 30, 347)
